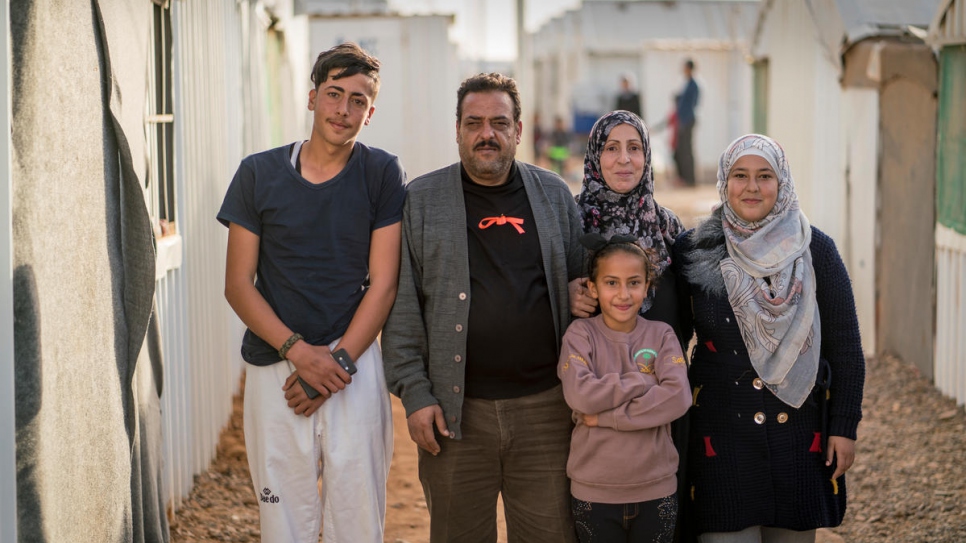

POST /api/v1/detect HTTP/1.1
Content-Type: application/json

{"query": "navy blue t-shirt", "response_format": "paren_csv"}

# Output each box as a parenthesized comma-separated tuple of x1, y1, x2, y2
(217, 141, 406, 365)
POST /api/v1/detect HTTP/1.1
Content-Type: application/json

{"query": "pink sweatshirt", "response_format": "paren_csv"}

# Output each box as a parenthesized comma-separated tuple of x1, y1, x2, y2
(558, 315, 691, 504)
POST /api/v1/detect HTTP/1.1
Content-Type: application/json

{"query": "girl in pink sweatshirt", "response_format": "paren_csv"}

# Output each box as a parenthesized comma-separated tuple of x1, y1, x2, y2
(559, 234, 691, 542)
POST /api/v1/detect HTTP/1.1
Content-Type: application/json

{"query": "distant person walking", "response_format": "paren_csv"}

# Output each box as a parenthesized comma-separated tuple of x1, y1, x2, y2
(674, 59, 699, 186)
(615, 72, 643, 118)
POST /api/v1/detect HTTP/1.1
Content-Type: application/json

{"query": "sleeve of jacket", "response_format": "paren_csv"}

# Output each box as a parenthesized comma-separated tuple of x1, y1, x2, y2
(671, 230, 696, 354)
(382, 197, 438, 417)
(564, 192, 586, 281)
(812, 229, 865, 440)
(558, 321, 649, 415)
(595, 327, 692, 431)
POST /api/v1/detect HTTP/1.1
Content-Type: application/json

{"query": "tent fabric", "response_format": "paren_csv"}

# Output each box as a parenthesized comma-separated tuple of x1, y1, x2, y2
(11, 0, 167, 540)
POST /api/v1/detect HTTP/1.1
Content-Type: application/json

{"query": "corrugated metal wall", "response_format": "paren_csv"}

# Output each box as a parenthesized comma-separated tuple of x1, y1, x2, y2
(158, 0, 277, 511)
(1, 0, 18, 538)
(932, 0, 966, 405)
(935, 225, 966, 405)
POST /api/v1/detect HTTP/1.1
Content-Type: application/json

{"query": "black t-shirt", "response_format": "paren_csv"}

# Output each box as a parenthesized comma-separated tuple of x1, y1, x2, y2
(461, 164, 559, 399)
(217, 142, 406, 365)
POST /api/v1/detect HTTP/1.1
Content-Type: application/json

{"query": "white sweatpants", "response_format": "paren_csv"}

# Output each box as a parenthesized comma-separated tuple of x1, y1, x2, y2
(244, 339, 393, 543)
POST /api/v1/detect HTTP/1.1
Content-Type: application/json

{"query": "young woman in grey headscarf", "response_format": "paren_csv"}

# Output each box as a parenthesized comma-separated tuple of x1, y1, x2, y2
(573, 110, 686, 340)
(673, 134, 865, 543)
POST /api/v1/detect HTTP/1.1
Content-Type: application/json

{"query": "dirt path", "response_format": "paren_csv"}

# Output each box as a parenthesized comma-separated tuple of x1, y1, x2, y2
(169, 185, 966, 542)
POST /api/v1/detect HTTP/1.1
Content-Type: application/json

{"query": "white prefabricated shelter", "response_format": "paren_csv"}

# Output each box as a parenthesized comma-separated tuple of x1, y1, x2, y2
(2, 0, 281, 539)
(296, 4, 461, 178)
(929, 0, 966, 406)
(2, 0, 458, 538)
(2, 4, 15, 541)
(751, 0, 941, 372)
(528, 0, 760, 184)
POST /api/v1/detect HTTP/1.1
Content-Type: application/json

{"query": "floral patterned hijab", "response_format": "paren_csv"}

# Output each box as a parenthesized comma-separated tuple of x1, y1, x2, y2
(576, 110, 684, 281)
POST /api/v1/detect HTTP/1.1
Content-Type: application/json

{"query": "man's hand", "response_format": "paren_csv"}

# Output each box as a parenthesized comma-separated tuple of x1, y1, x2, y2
(283, 371, 326, 416)
(569, 277, 598, 318)
(284, 340, 352, 397)
(407, 405, 450, 455)
(827, 436, 856, 480)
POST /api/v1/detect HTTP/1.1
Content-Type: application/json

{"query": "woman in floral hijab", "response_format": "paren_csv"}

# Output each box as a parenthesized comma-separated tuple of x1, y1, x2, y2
(571, 109, 690, 541)
(574, 110, 684, 318)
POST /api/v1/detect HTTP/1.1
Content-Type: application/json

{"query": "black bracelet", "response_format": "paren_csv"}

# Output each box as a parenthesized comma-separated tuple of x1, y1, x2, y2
(278, 333, 303, 360)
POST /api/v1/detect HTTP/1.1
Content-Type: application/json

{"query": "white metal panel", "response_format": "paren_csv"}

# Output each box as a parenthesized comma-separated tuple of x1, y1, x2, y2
(842, 88, 878, 355)
(760, 0, 819, 216)
(759, 0, 849, 246)
(935, 224, 966, 406)
(161, 0, 253, 512)
(399, 15, 461, 177)
(809, 50, 847, 247)
(1, 0, 18, 539)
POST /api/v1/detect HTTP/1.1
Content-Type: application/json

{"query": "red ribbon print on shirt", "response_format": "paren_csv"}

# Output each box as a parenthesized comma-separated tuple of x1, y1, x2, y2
(478, 215, 525, 234)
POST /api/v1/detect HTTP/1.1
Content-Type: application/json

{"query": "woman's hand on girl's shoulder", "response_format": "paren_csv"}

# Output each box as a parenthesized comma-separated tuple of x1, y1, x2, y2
(569, 277, 598, 318)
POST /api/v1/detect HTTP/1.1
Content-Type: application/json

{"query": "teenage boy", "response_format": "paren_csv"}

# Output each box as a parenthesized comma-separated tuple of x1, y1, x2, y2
(218, 42, 405, 542)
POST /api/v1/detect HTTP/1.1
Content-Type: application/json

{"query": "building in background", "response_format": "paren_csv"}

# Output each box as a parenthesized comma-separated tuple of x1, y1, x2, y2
(1, 0, 459, 539)
(928, 0, 966, 406)
(295, 1, 461, 177)
(751, 0, 940, 373)
(526, 0, 759, 186)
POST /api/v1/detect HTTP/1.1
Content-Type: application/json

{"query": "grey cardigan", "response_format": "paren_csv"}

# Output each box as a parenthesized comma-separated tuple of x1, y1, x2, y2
(382, 161, 585, 439)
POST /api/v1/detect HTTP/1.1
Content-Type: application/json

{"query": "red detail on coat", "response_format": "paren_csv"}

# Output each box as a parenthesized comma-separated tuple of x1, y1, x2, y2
(809, 432, 823, 453)
(704, 436, 717, 457)
(704, 341, 717, 352)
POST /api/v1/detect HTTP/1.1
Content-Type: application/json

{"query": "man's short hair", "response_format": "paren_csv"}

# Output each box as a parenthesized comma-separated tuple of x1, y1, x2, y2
(685, 59, 695, 70)
(456, 73, 522, 124)
(311, 42, 381, 97)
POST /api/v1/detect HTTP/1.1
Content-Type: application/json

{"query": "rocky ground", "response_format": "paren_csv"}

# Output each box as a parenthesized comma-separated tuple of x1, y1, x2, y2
(168, 353, 966, 543)
(169, 184, 966, 542)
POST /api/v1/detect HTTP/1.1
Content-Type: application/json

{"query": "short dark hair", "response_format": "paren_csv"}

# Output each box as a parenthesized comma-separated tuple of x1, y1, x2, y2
(311, 42, 381, 97)
(685, 59, 695, 70)
(456, 73, 521, 124)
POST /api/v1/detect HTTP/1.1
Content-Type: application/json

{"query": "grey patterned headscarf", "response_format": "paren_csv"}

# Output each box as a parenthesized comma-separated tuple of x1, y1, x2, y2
(717, 134, 820, 408)
(577, 110, 684, 284)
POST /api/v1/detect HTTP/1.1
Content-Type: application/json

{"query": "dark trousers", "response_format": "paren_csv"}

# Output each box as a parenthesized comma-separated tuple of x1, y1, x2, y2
(418, 384, 577, 543)
(674, 121, 696, 186)
(573, 494, 678, 543)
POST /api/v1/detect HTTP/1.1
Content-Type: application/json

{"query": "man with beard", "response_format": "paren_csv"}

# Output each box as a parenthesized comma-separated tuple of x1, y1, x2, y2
(383, 72, 584, 542)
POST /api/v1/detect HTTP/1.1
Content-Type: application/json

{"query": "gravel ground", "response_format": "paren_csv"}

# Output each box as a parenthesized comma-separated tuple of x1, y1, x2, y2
(829, 354, 966, 542)
(168, 353, 966, 542)
(169, 186, 966, 542)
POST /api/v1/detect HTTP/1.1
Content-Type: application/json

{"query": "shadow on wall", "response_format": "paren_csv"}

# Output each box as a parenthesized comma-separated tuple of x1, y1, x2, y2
(14, 264, 47, 541)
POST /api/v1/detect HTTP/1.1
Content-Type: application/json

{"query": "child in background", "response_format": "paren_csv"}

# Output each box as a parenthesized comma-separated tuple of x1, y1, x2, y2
(558, 233, 691, 543)
(548, 115, 572, 176)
